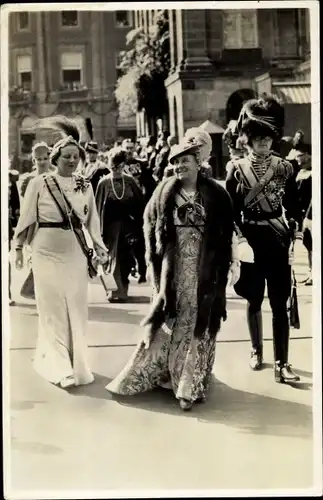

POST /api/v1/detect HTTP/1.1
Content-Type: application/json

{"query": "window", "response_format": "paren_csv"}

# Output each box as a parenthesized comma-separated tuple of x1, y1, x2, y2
(115, 11, 132, 28)
(223, 10, 258, 49)
(60, 52, 83, 90)
(61, 11, 79, 27)
(17, 55, 32, 90)
(275, 10, 298, 57)
(18, 12, 30, 31)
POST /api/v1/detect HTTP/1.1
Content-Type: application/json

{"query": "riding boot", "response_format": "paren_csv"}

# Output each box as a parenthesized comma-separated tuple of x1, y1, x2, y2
(273, 308, 300, 383)
(247, 308, 263, 370)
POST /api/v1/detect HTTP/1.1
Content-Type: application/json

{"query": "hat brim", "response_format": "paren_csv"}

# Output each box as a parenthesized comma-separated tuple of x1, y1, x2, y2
(86, 147, 99, 154)
(168, 144, 199, 164)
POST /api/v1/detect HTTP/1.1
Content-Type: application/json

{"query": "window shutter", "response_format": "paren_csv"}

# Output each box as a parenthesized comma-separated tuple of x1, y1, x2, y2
(61, 52, 82, 70)
(241, 10, 258, 48)
(17, 55, 32, 73)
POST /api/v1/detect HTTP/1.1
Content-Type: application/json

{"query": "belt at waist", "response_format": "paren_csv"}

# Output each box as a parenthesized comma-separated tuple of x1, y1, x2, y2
(244, 220, 268, 226)
(243, 210, 282, 222)
(38, 222, 71, 230)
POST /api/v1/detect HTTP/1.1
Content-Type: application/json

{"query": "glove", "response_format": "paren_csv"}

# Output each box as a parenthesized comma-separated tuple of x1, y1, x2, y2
(303, 218, 312, 232)
(228, 260, 241, 287)
(238, 238, 254, 263)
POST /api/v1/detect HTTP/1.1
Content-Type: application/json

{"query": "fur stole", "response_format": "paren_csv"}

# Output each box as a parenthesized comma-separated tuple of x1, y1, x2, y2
(141, 175, 234, 339)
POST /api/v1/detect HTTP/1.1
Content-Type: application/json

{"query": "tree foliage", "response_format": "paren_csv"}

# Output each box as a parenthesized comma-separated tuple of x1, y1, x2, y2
(115, 10, 170, 120)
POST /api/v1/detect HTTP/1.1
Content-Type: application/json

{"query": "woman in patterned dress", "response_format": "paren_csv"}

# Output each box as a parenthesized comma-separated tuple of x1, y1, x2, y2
(14, 117, 108, 389)
(95, 147, 146, 302)
(106, 128, 239, 411)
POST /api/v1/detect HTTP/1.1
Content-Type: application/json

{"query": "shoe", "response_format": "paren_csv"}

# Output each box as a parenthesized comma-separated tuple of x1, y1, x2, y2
(304, 277, 313, 286)
(179, 398, 193, 411)
(249, 349, 263, 370)
(9, 299, 16, 307)
(138, 275, 147, 284)
(274, 362, 300, 384)
(60, 376, 76, 389)
(130, 268, 137, 278)
(196, 395, 207, 404)
(247, 310, 264, 371)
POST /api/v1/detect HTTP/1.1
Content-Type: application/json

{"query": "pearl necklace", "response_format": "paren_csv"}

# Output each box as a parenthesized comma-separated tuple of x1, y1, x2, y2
(111, 175, 125, 200)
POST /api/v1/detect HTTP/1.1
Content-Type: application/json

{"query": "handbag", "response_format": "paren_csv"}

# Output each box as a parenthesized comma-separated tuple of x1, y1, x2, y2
(20, 268, 35, 299)
(44, 176, 99, 279)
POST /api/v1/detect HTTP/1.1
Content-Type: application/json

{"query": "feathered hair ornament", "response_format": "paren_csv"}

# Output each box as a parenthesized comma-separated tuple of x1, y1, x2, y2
(35, 115, 86, 166)
(237, 96, 285, 142)
(223, 120, 240, 149)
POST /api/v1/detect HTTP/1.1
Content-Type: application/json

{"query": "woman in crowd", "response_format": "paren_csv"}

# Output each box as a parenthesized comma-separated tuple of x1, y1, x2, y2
(20, 142, 53, 198)
(295, 143, 312, 286)
(225, 96, 301, 384)
(19, 142, 53, 300)
(95, 147, 146, 302)
(153, 131, 171, 181)
(14, 117, 108, 389)
(106, 128, 239, 411)
(223, 120, 246, 168)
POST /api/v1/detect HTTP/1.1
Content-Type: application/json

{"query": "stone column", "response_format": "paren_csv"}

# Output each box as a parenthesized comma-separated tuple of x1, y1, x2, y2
(91, 12, 101, 98)
(181, 10, 213, 71)
(168, 9, 176, 72)
(36, 12, 46, 102)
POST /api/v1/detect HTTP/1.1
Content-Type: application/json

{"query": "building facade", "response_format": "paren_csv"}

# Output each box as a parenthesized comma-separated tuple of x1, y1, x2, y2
(134, 8, 311, 175)
(8, 10, 136, 157)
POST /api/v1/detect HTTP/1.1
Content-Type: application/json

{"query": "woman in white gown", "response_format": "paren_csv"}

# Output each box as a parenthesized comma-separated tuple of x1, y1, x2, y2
(14, 117, 108, 389)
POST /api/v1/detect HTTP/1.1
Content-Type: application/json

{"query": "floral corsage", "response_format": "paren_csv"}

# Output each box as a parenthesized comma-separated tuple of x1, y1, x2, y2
(72, 173, 90, 193)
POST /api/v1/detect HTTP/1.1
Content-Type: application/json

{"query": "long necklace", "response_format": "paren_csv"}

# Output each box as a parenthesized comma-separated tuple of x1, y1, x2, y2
(111, 174, 125, 200)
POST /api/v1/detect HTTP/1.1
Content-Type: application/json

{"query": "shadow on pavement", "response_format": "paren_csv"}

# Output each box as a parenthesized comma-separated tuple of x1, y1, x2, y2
(67, 373, 114, 401)
(260, 363, 313, 380)
(88, 306, 144, 325)
(11, 437, 64, 456)
(108, 376, 312, 439)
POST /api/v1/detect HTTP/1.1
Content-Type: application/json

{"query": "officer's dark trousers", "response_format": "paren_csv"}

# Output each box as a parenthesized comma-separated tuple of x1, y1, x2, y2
(240, 225, 292, 365)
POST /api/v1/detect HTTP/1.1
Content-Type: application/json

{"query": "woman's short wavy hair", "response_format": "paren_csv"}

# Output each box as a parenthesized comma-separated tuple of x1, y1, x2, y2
(50, 136, 86, 166)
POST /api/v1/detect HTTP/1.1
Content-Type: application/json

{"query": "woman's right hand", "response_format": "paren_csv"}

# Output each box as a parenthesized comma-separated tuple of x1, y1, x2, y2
(15, 249, 24, 270)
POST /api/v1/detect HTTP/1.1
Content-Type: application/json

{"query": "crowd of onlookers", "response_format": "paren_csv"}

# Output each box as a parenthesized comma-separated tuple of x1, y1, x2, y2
(8, 125, 313, 308)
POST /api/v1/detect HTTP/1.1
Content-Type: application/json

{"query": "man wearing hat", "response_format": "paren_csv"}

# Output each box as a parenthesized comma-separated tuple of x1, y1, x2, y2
(225, 95, 302, 385)
(122, 138, 156, 203)
(83, 141, 109, 194)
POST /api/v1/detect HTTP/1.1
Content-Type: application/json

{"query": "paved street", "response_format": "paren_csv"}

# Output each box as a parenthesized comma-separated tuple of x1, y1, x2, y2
(6, 239, 315, 496)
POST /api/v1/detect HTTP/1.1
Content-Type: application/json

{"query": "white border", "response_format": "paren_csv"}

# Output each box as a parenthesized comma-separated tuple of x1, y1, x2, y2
(1, 1, 322, 499)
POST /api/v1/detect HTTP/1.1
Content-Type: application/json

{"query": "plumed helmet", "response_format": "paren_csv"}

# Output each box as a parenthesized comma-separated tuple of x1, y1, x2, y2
(237, 95, 285, 141)
(168, 127, 212, 165)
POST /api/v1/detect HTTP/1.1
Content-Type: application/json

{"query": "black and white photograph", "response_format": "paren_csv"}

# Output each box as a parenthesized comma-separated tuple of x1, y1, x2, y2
(1, 1, 321, 498)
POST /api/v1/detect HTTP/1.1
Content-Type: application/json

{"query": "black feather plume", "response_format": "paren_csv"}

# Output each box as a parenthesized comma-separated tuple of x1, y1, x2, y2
(36, 116, 80, 143)
(85, 118, 93, 140)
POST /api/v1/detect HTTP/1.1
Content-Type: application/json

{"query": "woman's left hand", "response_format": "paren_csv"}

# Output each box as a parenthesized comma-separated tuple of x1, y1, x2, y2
(228, 261, 241, 287)
(95, 247, 109, 265)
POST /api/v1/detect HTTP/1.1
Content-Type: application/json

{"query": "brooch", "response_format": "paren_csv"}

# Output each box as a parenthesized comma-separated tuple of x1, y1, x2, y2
(72, 173, 90, 193)
(84, 205, 89, 215)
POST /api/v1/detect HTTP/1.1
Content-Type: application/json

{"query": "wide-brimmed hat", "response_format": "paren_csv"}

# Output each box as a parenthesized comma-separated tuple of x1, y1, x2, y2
(85, 141, 99, 154)
(168, 128, 212, 165)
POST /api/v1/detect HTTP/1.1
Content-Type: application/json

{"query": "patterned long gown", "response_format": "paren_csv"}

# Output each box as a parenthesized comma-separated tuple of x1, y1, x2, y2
(106, 202, 217, 403)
